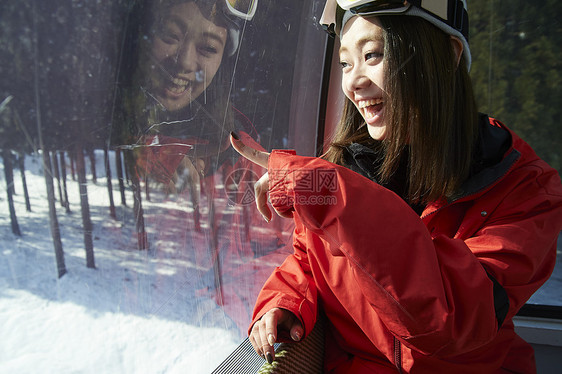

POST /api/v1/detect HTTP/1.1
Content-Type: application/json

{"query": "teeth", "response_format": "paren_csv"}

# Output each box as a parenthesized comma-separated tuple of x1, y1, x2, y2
(167, 77, 191, 94)
(169, 85, 186, 94)
(171, 77, 190, 86)
(357, 98, 383, 109)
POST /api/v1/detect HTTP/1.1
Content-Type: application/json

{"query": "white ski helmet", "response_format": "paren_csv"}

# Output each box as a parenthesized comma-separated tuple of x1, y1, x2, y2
(320, 0, 471, 70)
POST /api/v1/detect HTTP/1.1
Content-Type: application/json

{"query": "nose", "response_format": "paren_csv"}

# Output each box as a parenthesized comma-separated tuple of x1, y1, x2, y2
(343, 66, 371, 93)
(175, 39, 198, 73)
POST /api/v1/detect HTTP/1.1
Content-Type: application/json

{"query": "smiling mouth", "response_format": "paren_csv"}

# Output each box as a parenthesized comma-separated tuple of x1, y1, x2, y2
(357, 98, 384, 119)
(165, 77, 193, 95)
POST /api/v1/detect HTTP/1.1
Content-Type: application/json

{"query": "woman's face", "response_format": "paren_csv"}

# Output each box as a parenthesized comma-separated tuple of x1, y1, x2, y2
(339, 16, 387, 140)
(148, 2, 228, 111)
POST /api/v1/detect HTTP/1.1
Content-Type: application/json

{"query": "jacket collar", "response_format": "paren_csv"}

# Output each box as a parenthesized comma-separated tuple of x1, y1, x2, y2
(344, 114, 520, 203)
(450, 114, 520, 202)
(344, 142, 384, 184)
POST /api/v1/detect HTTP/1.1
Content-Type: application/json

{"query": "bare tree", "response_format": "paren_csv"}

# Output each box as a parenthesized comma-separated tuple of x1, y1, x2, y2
(58, 151, 70, 213)
(17, 153, 31, 212)
(125, 150, 147, 250)
(75, 146, 96, 269)
(33, 1, 66, 278)
(51, 150, 63, 206)
(2, 149, 21, 236)
(104, 146, 117, 219)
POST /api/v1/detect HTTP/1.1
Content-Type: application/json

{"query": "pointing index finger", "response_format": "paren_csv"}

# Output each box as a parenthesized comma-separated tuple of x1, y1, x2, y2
(230, 132, 269, 169)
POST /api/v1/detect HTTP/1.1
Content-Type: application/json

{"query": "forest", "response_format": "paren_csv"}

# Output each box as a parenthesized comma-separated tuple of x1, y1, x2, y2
(1, 0, 561, 278)
(0, 0, 310, 277)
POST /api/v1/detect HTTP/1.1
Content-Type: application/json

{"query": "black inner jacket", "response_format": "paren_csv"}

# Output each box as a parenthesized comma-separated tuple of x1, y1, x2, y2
(342, 113, 511, 213)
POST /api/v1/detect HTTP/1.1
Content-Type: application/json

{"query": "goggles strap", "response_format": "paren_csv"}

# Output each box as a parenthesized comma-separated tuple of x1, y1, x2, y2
(224, 0, 257, 21)
(349, 0, 467, 36)
(350, 0, 413, 15)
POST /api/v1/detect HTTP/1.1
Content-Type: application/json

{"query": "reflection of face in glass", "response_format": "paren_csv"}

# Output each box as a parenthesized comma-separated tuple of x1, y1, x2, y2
(149, 2, 228, 112)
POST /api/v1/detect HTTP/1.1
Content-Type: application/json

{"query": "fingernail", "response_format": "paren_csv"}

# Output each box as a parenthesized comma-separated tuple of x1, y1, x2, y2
(263, 214, 270, 223)
(230, 131, 239, 140)
(265, 352, 273, 364)
(291, 330, 302, 341)
(267, 334, 275, 346)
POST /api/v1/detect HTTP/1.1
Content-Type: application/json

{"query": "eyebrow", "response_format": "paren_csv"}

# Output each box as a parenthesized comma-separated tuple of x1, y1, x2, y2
(201, 31, 226, 46)
(339, 32, 384, 54)
(164, 15, 226, 46)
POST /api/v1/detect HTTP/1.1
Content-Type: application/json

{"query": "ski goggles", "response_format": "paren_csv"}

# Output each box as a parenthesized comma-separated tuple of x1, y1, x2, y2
(321, 0, 467, 39)
(338, 0, 411, 12)
(224, 0, 258, 21)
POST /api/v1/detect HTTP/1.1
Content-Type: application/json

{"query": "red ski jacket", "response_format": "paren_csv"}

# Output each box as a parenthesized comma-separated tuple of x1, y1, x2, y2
(250, 117, 562, 373)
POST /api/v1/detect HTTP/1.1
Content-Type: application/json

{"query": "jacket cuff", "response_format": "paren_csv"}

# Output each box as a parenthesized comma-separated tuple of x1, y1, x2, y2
(268, 150, 298, 216)
(249, 296, 316, 341)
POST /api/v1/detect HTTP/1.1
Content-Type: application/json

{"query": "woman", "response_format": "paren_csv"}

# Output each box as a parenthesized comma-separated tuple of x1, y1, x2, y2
(230, 0, 562, 372)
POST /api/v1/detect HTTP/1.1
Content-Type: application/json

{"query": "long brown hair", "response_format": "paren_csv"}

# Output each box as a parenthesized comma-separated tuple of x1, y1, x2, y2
(324, 16, 479, 204)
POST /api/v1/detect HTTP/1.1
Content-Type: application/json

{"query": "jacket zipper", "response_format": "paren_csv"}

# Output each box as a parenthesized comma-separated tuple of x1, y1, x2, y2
(394, 337, 402, 373)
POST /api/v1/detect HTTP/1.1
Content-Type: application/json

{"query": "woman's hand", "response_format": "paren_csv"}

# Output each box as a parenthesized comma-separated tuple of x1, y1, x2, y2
(230, 132, 292, 222)
(249, 308, 304, 364)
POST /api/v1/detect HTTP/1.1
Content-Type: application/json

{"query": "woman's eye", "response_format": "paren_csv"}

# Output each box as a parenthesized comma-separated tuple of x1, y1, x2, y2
(161, 34, 180, 44)
(158, 29, 181, 44)
(200, 45, 219, 56)
(365, 52, 383, 61)
(339, 61, 350, 69)
(157, 23, 182, 44)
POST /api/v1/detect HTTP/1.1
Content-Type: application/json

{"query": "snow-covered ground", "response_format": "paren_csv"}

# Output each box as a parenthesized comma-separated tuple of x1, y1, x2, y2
(1, 151, 560, 374)
(0, 152, 258, 374)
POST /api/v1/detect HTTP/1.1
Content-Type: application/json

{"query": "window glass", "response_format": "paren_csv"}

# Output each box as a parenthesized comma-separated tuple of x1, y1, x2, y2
(0, 0, 327, 372)
(468, 1, 562, 308)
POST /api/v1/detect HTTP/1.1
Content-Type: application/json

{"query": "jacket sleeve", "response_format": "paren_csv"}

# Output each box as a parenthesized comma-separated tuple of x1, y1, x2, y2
(265, 150, 562, 357)
(249, 219, 319, 340)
